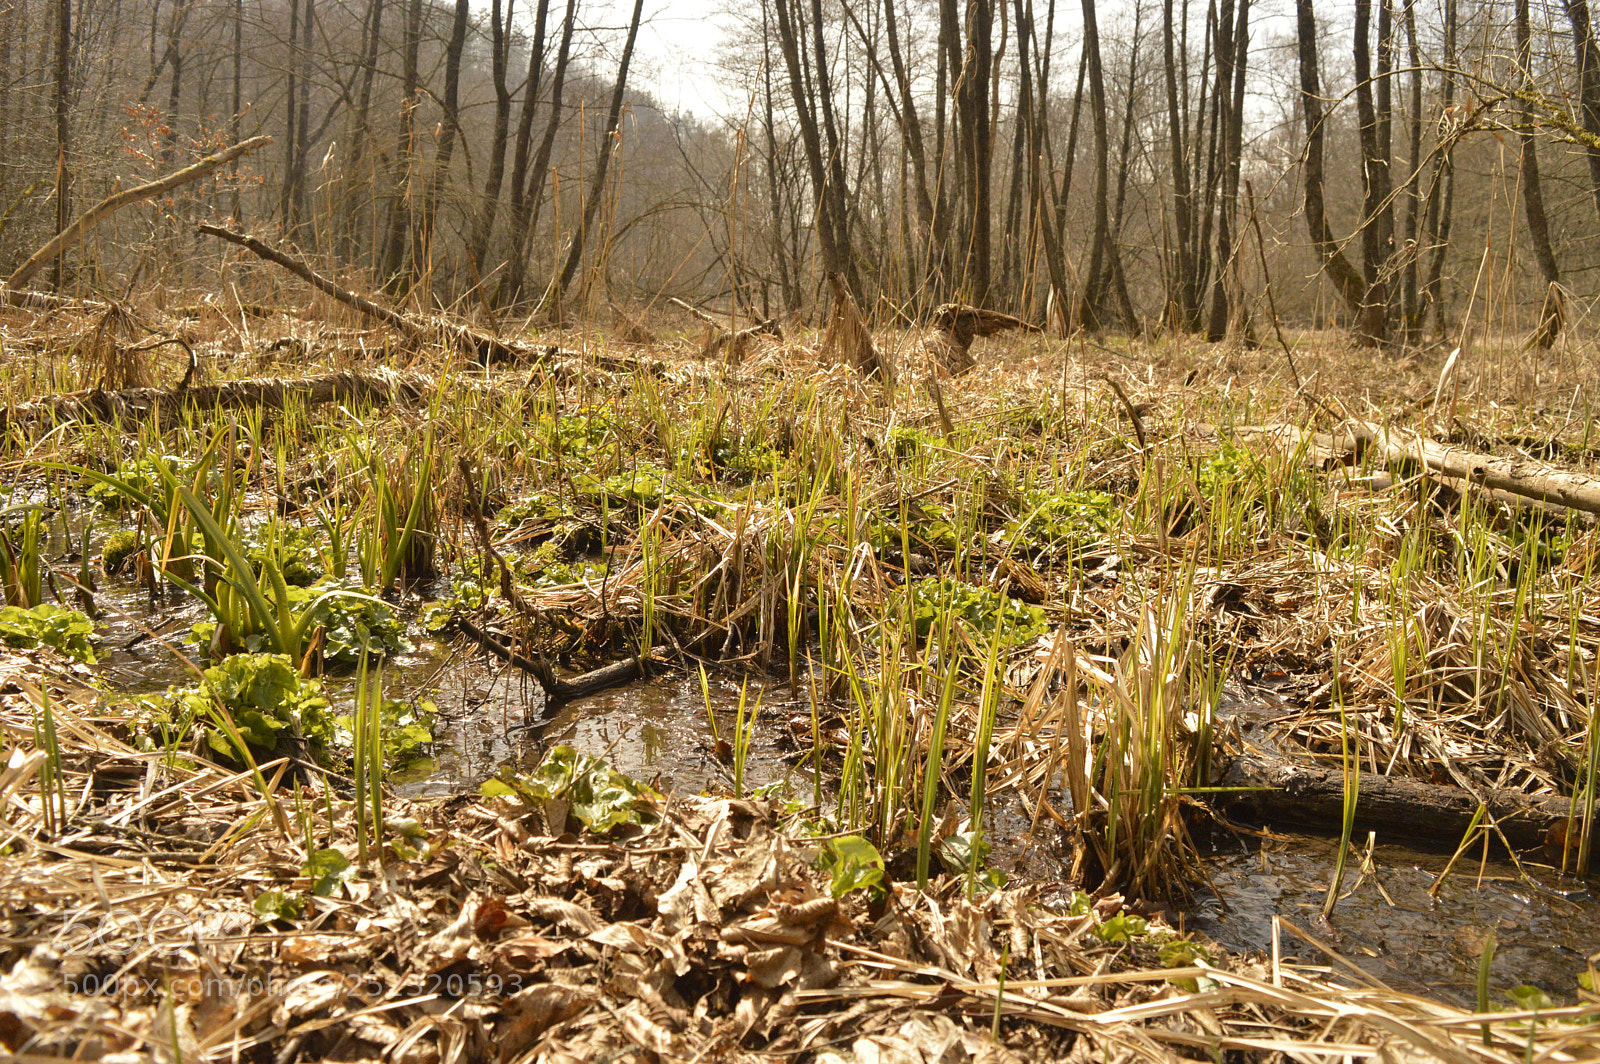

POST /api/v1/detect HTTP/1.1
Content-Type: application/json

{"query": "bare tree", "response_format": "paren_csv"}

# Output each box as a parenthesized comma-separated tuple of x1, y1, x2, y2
(553, 0, 646, 310)
(1295, 0, 1368, 330)
(500, 0, 577, 308)
(1516, 0, 1562, 346)
(52, 0, 70, 290)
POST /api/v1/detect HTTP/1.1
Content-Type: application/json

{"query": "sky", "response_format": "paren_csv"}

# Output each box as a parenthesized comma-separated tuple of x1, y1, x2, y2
(580, 0, 735, 119)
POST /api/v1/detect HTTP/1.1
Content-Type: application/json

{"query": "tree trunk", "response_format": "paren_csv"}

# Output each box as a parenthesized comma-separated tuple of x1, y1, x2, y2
(1015, 0, 1070, 316)
(882, 0, 943, 298)
(773, 0, 860, 297)
(554, 0, 645, 309)
(52, 0, 70, 291)
(1516, 0, 1562, 347)
(1162, 0, 1197, 329)
(1205, 0, 1248, 341)
(341, 0, 383, 262)
(421, 0, 471, 275)
(953, 0, 994, 303)
(1421, 0, 1457, 338)
(1295, 0, 1366, 326)
(468, 0, 515, 282)
(1564, 0, 1600, 226)
(1399, 0, 1422, 344)
(1075, 0, 1119, 332)
(380, 0, 423, 285)
(280, 0, 300, 229)
(1352, 0, 1391, 345)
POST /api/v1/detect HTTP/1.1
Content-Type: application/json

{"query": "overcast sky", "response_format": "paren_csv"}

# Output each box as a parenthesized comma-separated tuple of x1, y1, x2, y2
(628, 2, 734, 118)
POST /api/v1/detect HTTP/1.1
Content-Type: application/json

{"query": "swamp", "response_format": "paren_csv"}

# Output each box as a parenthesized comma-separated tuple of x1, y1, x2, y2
(5, 278, 1600, 1061)
(5, 0, 1600, 1042)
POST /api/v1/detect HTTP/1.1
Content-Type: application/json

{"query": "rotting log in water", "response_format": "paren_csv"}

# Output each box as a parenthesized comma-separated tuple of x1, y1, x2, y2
(197, 224, 532, 366)
(456, 616, 645, 704)
(922, 304, 1042, 376)
(1221, 751, 1583, 855)
(1, 368, 428, 433)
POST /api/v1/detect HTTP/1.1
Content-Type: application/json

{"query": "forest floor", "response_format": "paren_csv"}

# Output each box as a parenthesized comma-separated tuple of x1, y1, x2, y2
(3, 292, 1600, 1061)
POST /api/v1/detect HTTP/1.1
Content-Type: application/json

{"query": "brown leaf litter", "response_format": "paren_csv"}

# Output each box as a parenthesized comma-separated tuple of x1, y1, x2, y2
(4, 650, 1599, 1062)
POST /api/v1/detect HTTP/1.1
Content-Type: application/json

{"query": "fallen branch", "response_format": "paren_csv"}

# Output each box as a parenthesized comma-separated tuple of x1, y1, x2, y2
(923, 303, 1041, 376)
(2, 368, 428, 433)
(2, 289, 110, 313)
(1222, 751, 1577, 857)
(667, 297, 781, 364)
(1346, 418, 1600, 515)
(4, 137, 272, 293)
(1241, 422, 1600, 517)
(198, 224, 530, 365)
(456, 616, 646, 703)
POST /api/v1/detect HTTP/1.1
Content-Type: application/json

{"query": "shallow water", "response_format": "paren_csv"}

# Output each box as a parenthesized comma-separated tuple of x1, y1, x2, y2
(1193, 831, 1600, 1007)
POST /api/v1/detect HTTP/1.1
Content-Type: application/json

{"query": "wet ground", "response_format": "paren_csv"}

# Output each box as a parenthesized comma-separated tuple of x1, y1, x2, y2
(64, 537, 1600, 1011)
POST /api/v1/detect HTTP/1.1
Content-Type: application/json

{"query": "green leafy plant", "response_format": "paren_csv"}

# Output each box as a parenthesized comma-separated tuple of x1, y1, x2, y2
(245, 521, 324, 587)
(0, 506, 46, 607)
(573, 466, 677, 509)
(0, 604, 98, 662)
(936, 830, 1007, 890)
(158, 653, 334, 760)
(1093, 912, 1150, 944)
(819, 835, 885, 899)
(908, 577, 1047, 647)
(482, 746, 660, 834)
(190, 579, 408, 667)
(1002, 488, 1112, 560)
(303, 847, 357, 897)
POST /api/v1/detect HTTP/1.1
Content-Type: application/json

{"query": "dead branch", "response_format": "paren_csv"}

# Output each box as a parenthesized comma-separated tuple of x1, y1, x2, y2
(456, 616, 645, 704)
(4, 137, 273, 293)
(923, 303, 1042, 376)
(197, 224, 530, 366)
(2, 367, 428, 433)
(667, 297, 782, 364)
(2, 289, 110, 313)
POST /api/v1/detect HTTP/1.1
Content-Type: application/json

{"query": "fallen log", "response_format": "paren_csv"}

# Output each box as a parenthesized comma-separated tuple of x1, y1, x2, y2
(1240, 422, 1600, 517)
(198, 224, 530, 366)
(2, 289, 110, 313)
(1221, 751, 1580, 855)
(2, 368, 428, 433)
(923, 304, 1042, 376)
(1344, 418, 1600, 515)
(4, 137, 273, 294)
(457, 616, 646, 703)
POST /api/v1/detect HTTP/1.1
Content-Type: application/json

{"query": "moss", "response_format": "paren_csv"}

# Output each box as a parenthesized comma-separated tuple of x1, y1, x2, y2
(101, 529, 141, 576)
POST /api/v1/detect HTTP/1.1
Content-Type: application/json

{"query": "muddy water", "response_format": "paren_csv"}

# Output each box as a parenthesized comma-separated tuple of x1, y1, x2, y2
(1193, 833, 1600, 1007)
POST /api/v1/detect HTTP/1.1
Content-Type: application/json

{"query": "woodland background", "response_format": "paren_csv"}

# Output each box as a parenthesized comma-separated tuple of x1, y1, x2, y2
(1, 0, 1596, 346)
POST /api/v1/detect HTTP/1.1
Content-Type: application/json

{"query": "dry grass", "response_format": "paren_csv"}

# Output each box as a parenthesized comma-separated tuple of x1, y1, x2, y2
(4, 293, 1600, 1057)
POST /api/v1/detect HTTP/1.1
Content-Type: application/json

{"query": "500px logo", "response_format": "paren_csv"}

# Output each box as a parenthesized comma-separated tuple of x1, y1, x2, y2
(54, 906, 217, 950)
